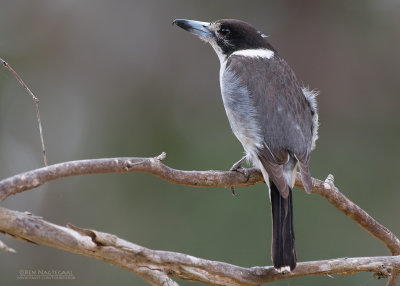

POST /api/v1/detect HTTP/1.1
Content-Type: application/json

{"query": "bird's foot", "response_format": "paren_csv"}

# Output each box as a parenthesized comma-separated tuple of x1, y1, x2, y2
(229, 156, 248, 196)
(229, 186, 237, 196)
(230, 156, 247, 172)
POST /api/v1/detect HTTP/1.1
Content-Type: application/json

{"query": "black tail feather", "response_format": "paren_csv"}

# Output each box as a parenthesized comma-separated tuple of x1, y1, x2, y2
(270, 181, 296, 270)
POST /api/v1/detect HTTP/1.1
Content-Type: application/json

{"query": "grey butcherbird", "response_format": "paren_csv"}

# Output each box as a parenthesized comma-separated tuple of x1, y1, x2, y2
(173, 18, 319, 271)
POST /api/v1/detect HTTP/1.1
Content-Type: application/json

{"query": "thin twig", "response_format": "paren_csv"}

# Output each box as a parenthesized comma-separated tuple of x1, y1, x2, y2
(0, 57, 48, 166)
(0, 206, 399, 285)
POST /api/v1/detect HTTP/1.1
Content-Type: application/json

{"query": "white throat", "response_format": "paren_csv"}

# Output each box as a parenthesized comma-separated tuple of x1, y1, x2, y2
(231, 48, 274, 59)
(211, 46, 276, 65)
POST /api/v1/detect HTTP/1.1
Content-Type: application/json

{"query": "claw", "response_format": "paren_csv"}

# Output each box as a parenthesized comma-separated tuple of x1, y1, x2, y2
(230, 186, 237, 196)
(229, 156, 248, 196)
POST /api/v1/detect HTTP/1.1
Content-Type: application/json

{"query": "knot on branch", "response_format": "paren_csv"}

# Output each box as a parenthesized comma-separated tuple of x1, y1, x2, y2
(374, 266, 392, 279)
(125, 152, 166, 169)
(155, 152, 166, 161)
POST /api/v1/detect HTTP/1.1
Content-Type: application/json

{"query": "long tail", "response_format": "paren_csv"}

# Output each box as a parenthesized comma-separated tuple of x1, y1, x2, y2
(270, 181, 297, 270)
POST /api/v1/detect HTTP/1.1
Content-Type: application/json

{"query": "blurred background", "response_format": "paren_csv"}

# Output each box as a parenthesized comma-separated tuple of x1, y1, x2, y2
(0, 1, 399, 285)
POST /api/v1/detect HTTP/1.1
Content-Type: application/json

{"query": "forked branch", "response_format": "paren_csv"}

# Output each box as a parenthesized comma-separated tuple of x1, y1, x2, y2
(0, 153, 399, 285)
(0, 207, 399, 286)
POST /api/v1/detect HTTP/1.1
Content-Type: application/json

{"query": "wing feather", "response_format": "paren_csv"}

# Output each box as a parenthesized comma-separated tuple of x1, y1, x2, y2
(226, 54, 314, 195)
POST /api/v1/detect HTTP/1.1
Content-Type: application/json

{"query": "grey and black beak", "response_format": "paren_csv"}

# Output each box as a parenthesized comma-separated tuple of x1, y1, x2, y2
(173, 19, 212, 40)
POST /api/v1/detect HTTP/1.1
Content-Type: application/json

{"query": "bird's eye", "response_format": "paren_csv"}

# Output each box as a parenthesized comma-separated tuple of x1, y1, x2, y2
(219, 27, 230, 36)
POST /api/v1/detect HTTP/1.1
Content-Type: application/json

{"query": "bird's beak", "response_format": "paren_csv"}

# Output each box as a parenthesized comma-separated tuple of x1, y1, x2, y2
(173, 19, 212, 40)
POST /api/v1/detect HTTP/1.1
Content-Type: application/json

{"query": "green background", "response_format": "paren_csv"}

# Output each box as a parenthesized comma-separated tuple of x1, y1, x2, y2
(1, 1, 399, 285)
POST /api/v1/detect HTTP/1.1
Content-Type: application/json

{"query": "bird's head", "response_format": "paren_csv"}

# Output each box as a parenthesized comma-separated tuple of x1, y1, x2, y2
(173, 19, 274, 62)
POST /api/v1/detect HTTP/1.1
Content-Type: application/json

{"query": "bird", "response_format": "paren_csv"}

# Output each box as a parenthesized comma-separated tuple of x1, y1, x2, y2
(173, 18, 319, 271)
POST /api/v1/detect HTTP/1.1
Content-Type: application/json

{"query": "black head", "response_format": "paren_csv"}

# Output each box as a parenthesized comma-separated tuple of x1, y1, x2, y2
(173, 19, 275, 62)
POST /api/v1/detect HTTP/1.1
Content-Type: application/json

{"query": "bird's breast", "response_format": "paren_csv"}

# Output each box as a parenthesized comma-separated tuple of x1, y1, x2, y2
(219, 64, 263, 152)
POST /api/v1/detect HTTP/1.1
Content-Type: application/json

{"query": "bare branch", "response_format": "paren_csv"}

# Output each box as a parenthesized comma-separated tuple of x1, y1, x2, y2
(297, 174, 400, 256)
(387, 270, 400, 286)
(0, 207, 398, 285)
(0, 153, 261, 202)
(0, 57, 48, 166)
(0, 153, 399, 257)
(0, 153, 399, 284)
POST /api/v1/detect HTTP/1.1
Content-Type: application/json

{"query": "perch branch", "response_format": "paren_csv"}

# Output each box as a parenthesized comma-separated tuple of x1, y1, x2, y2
(0, 153, 399, 285)
(0, 152, 262, 202)
(0, 153, 399, 257)
(0, 206, 399, 286)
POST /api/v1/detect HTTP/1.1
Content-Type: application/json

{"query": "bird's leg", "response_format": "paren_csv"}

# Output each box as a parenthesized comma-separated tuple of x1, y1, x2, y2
(230, 155, 247, 171)
(229, 156, 248, 196)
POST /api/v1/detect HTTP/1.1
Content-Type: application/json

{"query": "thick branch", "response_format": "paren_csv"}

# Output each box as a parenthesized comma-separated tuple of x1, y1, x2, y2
(0, 207, 398, 286)
(0, 153, 399, 259)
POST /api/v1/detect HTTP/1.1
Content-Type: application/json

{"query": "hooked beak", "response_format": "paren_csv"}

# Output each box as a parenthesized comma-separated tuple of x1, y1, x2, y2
(173, 19, 212, 40)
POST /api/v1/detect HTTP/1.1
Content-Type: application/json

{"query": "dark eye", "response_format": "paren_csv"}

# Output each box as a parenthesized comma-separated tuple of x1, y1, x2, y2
(219, 27, 230, 36)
